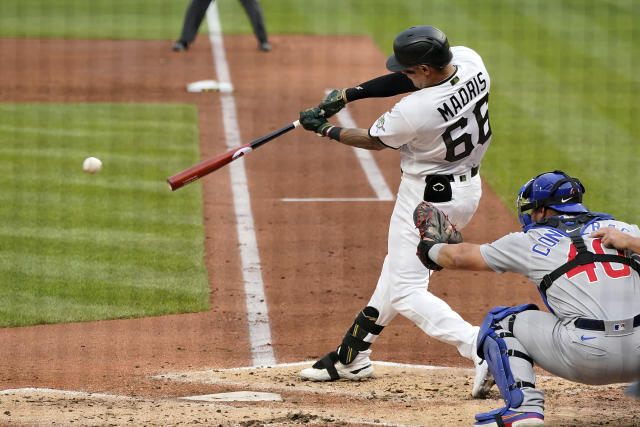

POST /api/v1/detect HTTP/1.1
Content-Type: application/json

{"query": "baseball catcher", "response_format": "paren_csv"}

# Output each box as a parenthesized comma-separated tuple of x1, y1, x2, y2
(417, 170, 640, 426)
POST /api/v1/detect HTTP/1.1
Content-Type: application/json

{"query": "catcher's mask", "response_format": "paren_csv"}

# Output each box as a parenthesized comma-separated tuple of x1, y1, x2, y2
(516, 170, 589, 228)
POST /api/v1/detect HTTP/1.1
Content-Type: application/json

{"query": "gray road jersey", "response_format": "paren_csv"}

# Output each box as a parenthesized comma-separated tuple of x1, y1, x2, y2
(480, 219, 640, 321)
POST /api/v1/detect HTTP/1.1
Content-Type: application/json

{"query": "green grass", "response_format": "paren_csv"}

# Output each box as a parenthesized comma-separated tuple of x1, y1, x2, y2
(0, 0, 191, 39)
(0, 104, 209, 327)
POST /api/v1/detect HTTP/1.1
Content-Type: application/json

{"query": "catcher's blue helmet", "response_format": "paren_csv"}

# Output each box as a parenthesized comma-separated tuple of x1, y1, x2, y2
(516, 170, 588, 227)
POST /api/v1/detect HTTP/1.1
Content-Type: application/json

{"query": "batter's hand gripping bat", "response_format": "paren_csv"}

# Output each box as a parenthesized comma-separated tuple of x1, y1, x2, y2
(167, 120, 300, 191)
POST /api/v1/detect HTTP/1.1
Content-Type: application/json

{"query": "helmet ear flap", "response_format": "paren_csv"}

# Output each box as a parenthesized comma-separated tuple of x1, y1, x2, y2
(519, 213, 532, 228)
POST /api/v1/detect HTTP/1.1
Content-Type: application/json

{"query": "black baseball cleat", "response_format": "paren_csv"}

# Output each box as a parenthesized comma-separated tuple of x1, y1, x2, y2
(172, 40, 189, 51)
(300, 351, 373, 381)
(258, 41, 272, 52)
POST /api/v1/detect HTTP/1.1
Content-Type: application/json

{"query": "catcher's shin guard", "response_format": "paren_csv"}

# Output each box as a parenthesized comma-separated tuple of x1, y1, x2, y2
(481, 328, 530, 410)
(338, 306, 384, 365)
(476, 305, 538, 415)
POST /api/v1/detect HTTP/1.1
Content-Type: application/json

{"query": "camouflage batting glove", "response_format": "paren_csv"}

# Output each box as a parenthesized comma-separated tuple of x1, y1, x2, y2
(318, 89, 347, 118)
(299, 107, 332, 136)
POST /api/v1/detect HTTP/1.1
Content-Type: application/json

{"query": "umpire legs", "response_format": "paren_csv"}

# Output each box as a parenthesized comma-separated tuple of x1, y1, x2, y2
(237, 0, 269, 45)
(177, 0, 212, 45)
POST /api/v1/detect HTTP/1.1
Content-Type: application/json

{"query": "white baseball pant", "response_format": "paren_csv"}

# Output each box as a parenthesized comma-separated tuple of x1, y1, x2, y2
(367, 171, 482, 360)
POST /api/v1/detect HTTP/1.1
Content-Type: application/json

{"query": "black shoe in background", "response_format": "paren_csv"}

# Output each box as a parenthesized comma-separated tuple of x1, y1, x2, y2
(172, 41, 189, 51)
(258, 41, 272, 52)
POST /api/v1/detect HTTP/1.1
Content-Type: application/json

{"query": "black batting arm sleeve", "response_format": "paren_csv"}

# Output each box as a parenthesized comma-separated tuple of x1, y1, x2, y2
(344, 72, 417, 102)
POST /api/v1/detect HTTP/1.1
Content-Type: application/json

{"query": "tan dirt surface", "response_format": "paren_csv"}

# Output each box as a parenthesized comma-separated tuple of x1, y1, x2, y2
(0, 34, 637, 426)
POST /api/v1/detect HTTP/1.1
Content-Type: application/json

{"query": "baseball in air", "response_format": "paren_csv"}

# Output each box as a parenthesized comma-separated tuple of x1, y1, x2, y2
(83, 157, 102, 174)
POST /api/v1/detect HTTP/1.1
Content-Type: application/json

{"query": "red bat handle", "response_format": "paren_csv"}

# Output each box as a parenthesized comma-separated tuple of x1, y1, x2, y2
(167, 120, 300, 191)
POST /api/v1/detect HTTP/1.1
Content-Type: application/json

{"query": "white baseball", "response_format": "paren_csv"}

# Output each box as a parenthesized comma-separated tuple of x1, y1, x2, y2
(83, 157, 102, 174)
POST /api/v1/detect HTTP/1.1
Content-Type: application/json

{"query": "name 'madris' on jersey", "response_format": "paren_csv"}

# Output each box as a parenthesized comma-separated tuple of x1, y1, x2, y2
(369, 46, 491, 178)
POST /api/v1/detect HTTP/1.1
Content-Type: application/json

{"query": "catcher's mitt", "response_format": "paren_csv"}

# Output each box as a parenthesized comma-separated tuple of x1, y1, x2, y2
(413, 201, 462, 270)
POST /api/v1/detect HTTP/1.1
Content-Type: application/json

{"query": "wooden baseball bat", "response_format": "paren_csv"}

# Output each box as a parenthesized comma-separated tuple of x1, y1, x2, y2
(167, 120, 300, 191)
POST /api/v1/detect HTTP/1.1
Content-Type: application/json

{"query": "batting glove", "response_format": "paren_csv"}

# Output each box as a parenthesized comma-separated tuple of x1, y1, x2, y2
(299, 107, 332, 136)
(318, 89, 347, 118)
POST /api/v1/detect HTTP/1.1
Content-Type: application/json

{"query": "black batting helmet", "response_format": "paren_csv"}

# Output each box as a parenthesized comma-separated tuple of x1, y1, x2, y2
(386, 25, 453, 72)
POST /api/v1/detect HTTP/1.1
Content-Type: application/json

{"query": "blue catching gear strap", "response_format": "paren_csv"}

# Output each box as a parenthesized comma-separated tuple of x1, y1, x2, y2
(476, 304, 538, 412)
(475, 406, 509, 424)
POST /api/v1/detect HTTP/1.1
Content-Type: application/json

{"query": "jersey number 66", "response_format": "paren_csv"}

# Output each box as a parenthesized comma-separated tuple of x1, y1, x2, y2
(442, 93, 491, 162)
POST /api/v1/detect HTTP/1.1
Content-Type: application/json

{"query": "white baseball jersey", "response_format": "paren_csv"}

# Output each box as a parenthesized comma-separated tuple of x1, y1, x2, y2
(480, 219, 640, 321)
(369, 46, 491, 178)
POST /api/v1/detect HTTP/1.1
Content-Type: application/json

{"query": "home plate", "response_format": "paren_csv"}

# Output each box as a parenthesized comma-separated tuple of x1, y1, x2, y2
(179, 391, 282, 402)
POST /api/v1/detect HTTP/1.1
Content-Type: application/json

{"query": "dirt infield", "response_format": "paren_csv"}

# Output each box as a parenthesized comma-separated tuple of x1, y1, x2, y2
(1, 364, 638, 426)
(0, 33, 638, 425)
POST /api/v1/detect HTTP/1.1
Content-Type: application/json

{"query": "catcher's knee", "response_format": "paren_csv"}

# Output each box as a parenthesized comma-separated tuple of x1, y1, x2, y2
(338, 306, 384, 365)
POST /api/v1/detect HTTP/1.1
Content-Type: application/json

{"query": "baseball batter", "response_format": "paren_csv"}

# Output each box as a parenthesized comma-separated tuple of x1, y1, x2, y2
(417, 170, 640, 426)
(297, 25, 494, 397)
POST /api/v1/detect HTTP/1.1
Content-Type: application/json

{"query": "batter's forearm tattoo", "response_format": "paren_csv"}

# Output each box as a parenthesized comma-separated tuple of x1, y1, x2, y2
(335, 128, 386, 151)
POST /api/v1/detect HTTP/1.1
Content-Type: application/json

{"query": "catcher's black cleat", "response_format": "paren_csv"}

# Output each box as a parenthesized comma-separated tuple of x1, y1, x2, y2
(300, 350, 373, 381)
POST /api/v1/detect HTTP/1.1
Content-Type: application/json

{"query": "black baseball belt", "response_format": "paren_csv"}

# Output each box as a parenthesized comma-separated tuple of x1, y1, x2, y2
(574, 314, 640, 331)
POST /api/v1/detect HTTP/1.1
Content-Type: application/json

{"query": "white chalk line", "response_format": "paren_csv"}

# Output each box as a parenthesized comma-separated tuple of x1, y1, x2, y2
(0, 388, 133, 399)
(206, 3, 275, 367)
(185, 360, 448, 371)
(0, 387, 255, 412)
(281, 197, 384, 202)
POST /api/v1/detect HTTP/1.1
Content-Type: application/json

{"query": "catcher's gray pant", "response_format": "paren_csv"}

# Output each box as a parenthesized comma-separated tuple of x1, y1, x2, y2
(501, 310, 640, 414)
(178, 0, 268, 44)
